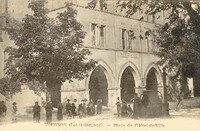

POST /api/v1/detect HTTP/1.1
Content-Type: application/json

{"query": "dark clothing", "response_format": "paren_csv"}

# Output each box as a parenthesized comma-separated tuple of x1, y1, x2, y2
(66, 102, 72, 116)
(82, 104, 87, 117)
(121, 104, 128, 117)
(0, 102, 6, 116)
(45, 104, 53, 123)
(78, 104, 83, 118)
(33, 105, 41, 122)
(116, 100, 121, 117)
(71, 103, 76, 117)
(141, 94, 149, 107)
(2, 104, 7, 113)
(0, 102, 3, 115)
(133, 97, 141, 118)
(87, 106, 95, 116)
(57, 103, 63, 120)
(97, 100, 102, 114)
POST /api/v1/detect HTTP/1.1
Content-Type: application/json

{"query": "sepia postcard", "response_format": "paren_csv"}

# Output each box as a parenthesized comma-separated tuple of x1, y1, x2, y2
(0, 0, 200, 131)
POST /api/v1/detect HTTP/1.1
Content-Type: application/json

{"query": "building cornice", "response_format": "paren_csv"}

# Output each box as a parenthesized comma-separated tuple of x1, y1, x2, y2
(48, 4, 162, 26)
(84, 46, 156, 55)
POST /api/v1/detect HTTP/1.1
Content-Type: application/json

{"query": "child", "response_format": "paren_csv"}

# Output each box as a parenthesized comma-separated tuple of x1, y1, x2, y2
(12, 102, 17, 123)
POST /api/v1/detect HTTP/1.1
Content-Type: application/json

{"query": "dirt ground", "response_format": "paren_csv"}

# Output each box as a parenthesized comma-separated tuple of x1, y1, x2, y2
(1, 98, 200, 131)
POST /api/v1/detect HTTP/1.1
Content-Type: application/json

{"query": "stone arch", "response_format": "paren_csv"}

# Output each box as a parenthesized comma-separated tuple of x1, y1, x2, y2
(85, 60, 114, 106)
(85, 60, 114, 90)
(144, 63, 162, 89)
(117, 61, 141, 88)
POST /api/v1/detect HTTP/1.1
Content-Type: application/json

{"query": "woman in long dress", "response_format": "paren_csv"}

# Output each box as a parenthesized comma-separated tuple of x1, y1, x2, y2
(45, 102, 53, 123)
(57, 102, 63, 120)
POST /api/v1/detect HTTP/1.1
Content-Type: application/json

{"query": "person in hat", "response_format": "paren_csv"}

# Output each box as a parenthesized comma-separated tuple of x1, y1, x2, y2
(66, 99, 72, 117)
(45, 102, 53, 124)
(12, 102, 17, 123)
(57, 101, 63, 120)
(33, 101, 41, 123)
(115, 97, 122, 117)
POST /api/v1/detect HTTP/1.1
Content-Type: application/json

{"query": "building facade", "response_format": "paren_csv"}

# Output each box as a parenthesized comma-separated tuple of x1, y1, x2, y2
(0, 0, 165, 107)
(48, 0, 165, 106)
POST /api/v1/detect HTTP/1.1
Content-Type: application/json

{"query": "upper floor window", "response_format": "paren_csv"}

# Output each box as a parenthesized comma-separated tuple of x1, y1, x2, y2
(145, 31, 151, 52)
(121, 29, 135, 50)
(91, 23, 106, 47)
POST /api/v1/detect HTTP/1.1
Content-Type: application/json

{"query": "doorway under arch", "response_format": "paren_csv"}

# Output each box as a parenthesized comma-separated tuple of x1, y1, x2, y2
(146, 68, 158, 91)
(120, 66, 136, 103)
(89, 65, 108, 106)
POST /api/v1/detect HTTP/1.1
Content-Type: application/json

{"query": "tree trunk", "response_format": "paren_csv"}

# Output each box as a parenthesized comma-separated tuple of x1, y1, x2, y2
(180, 70, 190, 98)
(46, 79, 62, 108)
(193, 63, 200, 97)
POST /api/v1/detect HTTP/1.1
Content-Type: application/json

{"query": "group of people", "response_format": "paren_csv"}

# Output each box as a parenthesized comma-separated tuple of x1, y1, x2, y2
(32, 98, 103, 123)
(1, 101, 18, 123)
(65, 99, 103, 118)
(116, 93, 142, 119)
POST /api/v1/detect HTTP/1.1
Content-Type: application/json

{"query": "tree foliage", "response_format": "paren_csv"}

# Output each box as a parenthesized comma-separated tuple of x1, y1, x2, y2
(116, 0, 200, 95)
(0, 77, 21, 99)
(4, 0, 96, 93)
(118, 0, 200, 76)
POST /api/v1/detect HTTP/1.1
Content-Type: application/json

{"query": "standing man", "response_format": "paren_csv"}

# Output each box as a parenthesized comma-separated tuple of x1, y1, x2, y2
(115, 97, 122, 117)
(12, 102, 17, 123)
(66, 99, 72, 117)
(45, 102, 53, 124)
(33, 102, 41, 123)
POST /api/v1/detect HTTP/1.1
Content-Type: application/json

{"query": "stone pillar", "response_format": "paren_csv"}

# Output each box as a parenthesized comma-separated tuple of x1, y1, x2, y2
(158, 87, 164, 101)
(108, 87, 120, 107)
(135, 87, 145, 97)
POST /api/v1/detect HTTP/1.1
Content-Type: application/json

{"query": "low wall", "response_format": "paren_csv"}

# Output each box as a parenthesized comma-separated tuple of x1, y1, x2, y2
(169, 97, 200, 110)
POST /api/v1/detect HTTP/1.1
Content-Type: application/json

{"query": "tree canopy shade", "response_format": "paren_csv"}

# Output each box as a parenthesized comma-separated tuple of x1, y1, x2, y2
(117, 0, 200, 96)
(3, 0, 96, 103)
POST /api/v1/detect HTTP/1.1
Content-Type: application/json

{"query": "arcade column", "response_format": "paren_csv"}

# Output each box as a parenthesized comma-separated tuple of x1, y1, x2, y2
(108, 87, 121, 107)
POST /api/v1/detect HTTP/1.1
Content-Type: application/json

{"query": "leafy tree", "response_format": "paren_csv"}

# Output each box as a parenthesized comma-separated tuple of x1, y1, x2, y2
(0, 77, 21, 99)
(4, 0, 96, 106)
(117, 0, 200, 96)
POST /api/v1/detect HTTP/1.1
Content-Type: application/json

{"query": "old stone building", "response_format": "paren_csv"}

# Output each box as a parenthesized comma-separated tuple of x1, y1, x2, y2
(0, 0, 166, 107)
(48, 0, 165, 106)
